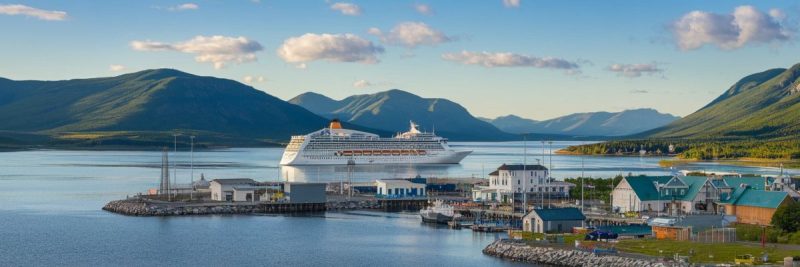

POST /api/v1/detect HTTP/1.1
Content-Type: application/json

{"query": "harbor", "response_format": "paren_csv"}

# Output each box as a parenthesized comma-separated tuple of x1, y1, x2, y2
(4, 143, 799, 266)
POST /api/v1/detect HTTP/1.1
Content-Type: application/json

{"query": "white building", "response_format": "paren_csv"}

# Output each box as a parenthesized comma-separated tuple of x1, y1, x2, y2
(210, 179, 275, 202)
(472, 164, 574, 203)
(376, 179, 426, 198)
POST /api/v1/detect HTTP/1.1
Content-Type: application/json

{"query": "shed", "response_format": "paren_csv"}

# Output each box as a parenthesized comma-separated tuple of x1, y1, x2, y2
(283, 183, 327, 204)
(523, 207, 586, 233)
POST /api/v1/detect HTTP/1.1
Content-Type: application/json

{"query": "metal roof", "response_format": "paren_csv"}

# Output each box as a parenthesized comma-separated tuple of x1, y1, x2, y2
(530, 207, 586, 221)
(496, 164, 548, 171)
(211, 178, 256, 185)
(728, 188, 790, 209)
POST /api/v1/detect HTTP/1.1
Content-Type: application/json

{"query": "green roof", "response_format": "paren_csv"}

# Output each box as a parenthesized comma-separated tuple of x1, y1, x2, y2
(729, 189, 789, 209)
(723, 177, 770, 191)
(678, 176, 708, 201)
(623, 175, 791, 207)
(532, 207, 586, 221)
(624, 176, 673, 201)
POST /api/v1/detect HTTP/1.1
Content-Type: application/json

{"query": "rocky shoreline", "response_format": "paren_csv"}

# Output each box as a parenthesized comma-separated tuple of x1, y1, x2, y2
(103, 198, 426, 216)
(102, 199, 326, 216)
(483, 239, 678, 267)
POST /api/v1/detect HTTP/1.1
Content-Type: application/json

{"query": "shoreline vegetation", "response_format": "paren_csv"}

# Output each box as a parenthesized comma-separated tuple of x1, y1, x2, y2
(559, 139, 800, 168)
(0, 130, 286, 151)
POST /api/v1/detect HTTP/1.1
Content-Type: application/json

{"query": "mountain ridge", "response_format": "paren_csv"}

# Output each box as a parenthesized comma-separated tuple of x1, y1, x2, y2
(0, 69, 359, 148)
(289, 89, 517, 141)
(484, 108, 679, 136)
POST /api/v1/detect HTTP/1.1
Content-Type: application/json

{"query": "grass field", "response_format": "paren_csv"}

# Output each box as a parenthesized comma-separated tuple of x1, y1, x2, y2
(615, 239, 799, 264)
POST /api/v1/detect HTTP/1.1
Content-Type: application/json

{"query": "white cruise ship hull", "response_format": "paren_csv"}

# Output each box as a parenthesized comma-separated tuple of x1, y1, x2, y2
(280, 150, 471, 165)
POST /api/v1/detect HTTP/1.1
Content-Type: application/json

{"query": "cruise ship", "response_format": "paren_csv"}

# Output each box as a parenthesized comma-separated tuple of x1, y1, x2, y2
(279, 120, 472, 165)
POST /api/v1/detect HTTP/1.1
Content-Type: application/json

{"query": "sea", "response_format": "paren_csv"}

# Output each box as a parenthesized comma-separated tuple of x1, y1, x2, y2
(0, 141, 796, 266)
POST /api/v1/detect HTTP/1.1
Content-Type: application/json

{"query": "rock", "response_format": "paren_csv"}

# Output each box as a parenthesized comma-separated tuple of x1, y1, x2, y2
(483, 239, 683, 267)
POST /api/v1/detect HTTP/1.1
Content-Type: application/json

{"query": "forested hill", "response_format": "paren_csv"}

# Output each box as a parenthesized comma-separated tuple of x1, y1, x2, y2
(561, 64, 800, 160)
(0, 69, 338, 148)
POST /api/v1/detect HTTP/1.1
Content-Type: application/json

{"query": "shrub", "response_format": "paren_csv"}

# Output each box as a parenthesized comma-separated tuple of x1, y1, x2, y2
(772, 202, 800, 233)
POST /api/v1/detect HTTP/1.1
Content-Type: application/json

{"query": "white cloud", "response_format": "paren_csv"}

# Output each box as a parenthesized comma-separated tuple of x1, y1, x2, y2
(131, 35, 263, 69)
(169, 3, 199, 11)
(607, 63, 664, 78)
(370, 22, 453, 48)
(243, 75, 266, 84)
(277, 33, 384, 66)
(441, 50, 579, 71)
(0, 4, 67, 21)
(353, 79, 373, 88)
(414, 4, 433, 15)
(109, 64, 126, 72)
(672, 5, 791, 50)
(330, 2, 361, 16)
(503, 0, 520, 8)
(367, 27, 382, 36)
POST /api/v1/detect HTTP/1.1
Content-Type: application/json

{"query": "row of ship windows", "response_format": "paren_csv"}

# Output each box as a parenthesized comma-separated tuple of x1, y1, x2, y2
(303, 155, 432, 160)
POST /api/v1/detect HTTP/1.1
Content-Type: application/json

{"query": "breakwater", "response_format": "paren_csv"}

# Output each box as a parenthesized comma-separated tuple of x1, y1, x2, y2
(483, 239, 677, 267)
(103, 199, 326, 216)
(103, 198, 428, 216)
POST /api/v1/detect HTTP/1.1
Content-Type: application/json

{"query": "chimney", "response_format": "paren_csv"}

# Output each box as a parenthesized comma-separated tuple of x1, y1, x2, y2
(329, 119, 343, 129)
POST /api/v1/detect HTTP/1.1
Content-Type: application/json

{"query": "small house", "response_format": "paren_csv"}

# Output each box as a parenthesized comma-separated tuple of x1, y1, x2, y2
(523, 207, 586, 233)
(209, 179, 277, 202)
(210, 179, 257, 201)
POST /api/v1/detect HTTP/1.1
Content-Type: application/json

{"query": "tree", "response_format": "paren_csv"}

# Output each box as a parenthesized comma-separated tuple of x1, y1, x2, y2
(772, 202, 800, 232)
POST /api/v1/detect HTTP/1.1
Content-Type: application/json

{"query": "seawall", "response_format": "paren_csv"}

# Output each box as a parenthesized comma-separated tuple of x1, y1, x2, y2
(483, 239, 677, 267)
(103, 198, 428, 216)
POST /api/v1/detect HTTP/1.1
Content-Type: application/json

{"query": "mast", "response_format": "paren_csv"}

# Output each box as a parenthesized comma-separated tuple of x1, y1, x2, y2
(548, 141, 553, 208)
(190, 135, 195, 201)
(523, 135, 527, 212)
(172, 133, 179, 198)
(581, 142, 586, 227)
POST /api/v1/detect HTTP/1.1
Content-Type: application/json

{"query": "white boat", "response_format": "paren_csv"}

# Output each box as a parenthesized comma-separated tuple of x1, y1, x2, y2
(279, 120, 471, 165)
(420, 200, 461, 224)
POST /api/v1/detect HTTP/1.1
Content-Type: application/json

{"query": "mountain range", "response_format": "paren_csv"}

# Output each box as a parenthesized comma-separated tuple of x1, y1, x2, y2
(562, 63, 800, 160)
(289, 90, 517, 141)
(482, 109, 679, 136)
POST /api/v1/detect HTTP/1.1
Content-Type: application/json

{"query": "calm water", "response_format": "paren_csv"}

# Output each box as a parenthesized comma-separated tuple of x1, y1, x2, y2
(0, 142, 796, 266)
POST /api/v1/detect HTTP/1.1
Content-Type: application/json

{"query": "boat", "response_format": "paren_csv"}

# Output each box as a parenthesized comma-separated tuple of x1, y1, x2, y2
(280, 119, 472, 165)
(419, 200, 461, 224)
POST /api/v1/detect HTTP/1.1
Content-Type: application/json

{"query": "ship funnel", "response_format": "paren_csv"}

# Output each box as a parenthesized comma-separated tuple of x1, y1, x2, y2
(329, 119, 343, 129)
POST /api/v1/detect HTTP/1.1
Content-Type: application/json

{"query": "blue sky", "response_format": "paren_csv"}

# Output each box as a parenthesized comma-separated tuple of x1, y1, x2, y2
(1, 0, 798, 120)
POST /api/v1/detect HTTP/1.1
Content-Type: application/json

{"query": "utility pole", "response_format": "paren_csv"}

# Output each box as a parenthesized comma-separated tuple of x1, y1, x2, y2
(523, 135, 527, 213)
(173, 133, 179, 199)
(548, 141, 553, 208)
(541, 141, 545, 209)
(190, 135, 195, 201)
(580, 142, 585, 227)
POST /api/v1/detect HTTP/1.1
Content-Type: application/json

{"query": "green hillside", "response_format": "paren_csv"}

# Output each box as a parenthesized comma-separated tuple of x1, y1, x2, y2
(641, 65, 800, 139)
(290, 89, 517, 141)
(562, 64, 800, 160)
(0, 69, 334, 149)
